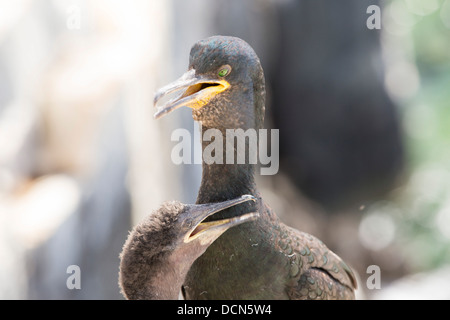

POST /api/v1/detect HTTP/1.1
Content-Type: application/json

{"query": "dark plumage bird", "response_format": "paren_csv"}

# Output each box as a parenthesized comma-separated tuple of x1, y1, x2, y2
(154, 36, 357, 299)
(118, 195, 258, 300)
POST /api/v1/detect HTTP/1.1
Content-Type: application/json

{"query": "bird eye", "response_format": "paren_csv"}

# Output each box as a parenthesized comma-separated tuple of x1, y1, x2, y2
(218, 65, 231, 77)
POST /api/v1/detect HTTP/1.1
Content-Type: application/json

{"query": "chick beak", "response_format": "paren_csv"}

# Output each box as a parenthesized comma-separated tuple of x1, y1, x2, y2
(183, 195, 258, 243)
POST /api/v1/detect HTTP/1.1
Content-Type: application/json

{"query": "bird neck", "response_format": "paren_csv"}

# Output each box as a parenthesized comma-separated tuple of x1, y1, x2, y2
(120, 247, 197, 300)
(196, 66, 265, 206)
(141, 259, 185, 300)
(196, 124, 258, 208)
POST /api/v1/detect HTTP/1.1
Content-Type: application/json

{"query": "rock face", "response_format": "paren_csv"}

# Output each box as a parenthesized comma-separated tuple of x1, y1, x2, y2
(0, 1, 177, 299)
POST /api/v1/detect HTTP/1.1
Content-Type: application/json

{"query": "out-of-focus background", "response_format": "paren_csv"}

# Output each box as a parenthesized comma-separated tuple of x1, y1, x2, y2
(0, 0, 449, 299)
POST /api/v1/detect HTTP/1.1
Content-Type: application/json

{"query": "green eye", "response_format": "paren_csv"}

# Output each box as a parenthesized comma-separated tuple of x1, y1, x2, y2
(218, 65, 231, 77)
(218, 69, 228, 77)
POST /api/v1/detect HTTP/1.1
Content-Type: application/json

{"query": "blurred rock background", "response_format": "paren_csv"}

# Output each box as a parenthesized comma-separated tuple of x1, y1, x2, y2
(0, 0, 449, 299)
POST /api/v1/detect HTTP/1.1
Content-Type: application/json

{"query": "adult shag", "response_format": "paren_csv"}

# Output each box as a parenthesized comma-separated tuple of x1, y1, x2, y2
(154, 36, 357, 299)
(119, 195, 258, 300)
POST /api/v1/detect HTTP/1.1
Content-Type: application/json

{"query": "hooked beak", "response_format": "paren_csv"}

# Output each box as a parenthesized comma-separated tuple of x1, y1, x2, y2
(183, 195, 258, 243)
(153, 69, 230, 119)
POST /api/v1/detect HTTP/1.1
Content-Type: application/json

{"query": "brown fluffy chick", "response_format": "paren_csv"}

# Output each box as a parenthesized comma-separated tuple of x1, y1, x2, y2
(118, 195, 258, 300)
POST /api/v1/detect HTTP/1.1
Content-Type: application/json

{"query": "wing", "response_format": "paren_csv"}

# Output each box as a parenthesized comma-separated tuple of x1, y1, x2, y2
(285, 227, 357, 300)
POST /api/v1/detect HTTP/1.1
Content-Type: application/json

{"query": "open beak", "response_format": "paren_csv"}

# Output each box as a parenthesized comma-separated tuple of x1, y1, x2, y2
(183, 195, 259, 243)
(153, 69, 230, 119)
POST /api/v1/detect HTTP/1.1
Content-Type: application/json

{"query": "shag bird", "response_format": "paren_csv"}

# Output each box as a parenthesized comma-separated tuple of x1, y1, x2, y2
(118, 195, 258, 300)
(154, 36, 357, 299)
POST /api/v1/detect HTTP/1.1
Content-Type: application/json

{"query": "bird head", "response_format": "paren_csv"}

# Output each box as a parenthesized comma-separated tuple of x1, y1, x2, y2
(154, 36, 265, 130)
(127, 194, 258, 264)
